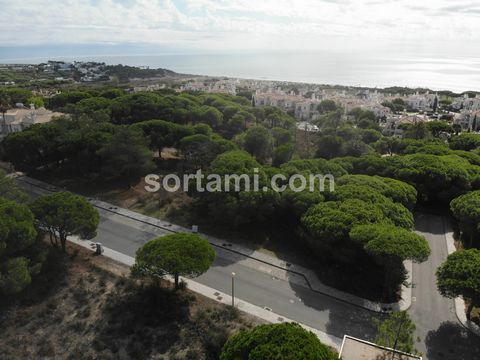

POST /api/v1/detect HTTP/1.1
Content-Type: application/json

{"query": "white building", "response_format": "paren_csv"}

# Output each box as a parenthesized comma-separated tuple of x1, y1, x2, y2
(0, 105, 63, 135)
(381, 114, 429, 138)
(366, 104, 391, 119)
(405, 93, 438, 112)
(452, 95, 480, 112)
(253, 91, 320, 120)
(453, 110, 480, 132)
(180, 79, 237, 95)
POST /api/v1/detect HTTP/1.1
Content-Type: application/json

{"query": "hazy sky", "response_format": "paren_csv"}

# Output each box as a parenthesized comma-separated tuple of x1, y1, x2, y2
(1, 0, 480, 56)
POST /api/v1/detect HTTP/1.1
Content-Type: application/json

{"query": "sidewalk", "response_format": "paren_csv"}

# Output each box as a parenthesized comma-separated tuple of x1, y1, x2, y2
(19, 175, 411, 313)
(443, 220, 480, 337)
(68, 236, 344, 351)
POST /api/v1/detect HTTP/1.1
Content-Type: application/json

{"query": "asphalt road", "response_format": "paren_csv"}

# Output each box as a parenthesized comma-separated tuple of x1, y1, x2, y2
(17, 178, 480, 358)
(410, 213, 480, 360)
(17, 177, 382, 342)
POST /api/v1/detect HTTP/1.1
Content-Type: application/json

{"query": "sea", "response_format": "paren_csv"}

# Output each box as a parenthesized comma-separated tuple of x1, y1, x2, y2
(2, 51, 480, 93)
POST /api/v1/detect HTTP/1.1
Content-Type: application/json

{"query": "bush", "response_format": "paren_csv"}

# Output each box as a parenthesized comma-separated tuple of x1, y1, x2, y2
(220, 323, 337, 360)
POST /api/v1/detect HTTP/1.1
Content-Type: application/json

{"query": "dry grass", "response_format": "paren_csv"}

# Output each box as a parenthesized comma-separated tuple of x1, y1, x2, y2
(0, 242, 261, 360)
(468, 303, 480, 327)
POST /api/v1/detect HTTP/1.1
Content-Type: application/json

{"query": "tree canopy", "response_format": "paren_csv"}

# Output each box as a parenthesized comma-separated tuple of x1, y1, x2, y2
(301, 199, 386, 258)
(350, 223, 430, 263)
(0, 169, 28, 202)
(450, 190, 480, 246)
(330, 185, 414, 229)
(241, 125, 274, 164)
(449, 133, 480, 151)
(194, 150, 279, 227)
(350, 223, 429, 300)
(220, 323, 338, 360)
(375, 311, 418, 355)
(0, 198, 44, 295)
(97, 127, 155, 181)
(132, 232, 215, 289)
(30, 192, 99, 252)
(336, 174, 417, 210)
(436, 249, 480, 320)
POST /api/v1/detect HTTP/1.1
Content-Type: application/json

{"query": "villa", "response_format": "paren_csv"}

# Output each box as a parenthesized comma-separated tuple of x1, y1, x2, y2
(0, 104, 63, 136)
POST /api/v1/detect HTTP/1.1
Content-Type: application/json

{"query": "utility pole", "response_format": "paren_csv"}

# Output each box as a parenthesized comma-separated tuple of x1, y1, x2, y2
(231, 272, 236, 307)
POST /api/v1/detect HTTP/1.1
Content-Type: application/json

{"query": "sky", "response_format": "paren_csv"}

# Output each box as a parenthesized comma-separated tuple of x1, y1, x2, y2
(1, 0, 480, 57)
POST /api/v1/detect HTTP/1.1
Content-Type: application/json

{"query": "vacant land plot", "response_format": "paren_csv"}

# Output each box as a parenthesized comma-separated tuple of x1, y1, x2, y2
(0, 242, 261, 360)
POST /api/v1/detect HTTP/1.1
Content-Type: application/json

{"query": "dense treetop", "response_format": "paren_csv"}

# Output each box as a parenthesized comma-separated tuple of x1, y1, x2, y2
(220, 323, 338, 360)
(436, 249, 480, 319)
(450, 190, 480, 246)
(0, 197, 44, 295)
(1, 86, 478, 303)
(30, 192, 99, 252)
(132, 233, 215, 289)
(350, 224, 430, 262)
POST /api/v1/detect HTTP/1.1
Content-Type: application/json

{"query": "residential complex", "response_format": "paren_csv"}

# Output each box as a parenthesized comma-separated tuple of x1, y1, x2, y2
(0, 104, 63, 135)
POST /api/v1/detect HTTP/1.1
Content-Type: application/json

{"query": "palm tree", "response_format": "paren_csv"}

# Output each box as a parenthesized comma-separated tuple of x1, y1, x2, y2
(0, 94, 11, 134)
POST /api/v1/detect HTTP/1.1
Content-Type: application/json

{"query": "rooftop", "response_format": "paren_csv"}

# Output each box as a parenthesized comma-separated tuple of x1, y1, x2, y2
(339, 335, 422, 360)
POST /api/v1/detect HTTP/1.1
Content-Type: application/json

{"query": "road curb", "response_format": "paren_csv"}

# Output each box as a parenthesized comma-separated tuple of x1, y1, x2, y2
(17, 175, 411, 313)
(443, 218, 480, 337)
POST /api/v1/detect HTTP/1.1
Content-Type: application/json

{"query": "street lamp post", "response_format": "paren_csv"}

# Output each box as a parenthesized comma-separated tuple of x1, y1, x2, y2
(231, 272, 236, 307)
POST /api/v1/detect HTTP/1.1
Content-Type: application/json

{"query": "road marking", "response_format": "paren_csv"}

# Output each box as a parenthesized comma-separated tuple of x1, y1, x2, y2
(289, 299, 295, 304)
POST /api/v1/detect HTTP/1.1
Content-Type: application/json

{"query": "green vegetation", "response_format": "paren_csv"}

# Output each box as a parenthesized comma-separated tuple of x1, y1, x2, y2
(193, 150, 279, 227)
(375, 311, 418, 355)
(350, 224, 430, 299)
(30, 192, 99, 252)
(105, 64, 175, 81)
(0, 169, 28, 202)
(449, 133, 480, 151)
(450, 190, 480, 247)
(436, 249, 480, 320)
(335, 153, 479, 204)
(220, 322, 338, 360)
(427, 120, 453, 137)
(97, 127, 155, 182)
(240, 125, 274, 164)
(0, 88, 33, 104)
(336, 174, 417, 210)
(0, 197, 45, 295)
(132, 233, 215, 289)
(382, 98, 406, 113)
(0, 244, 255, 360)
(2, 84, 479, 303)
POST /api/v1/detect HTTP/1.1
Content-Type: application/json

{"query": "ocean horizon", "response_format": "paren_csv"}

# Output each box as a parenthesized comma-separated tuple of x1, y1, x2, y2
(2, 51, 480, 93)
